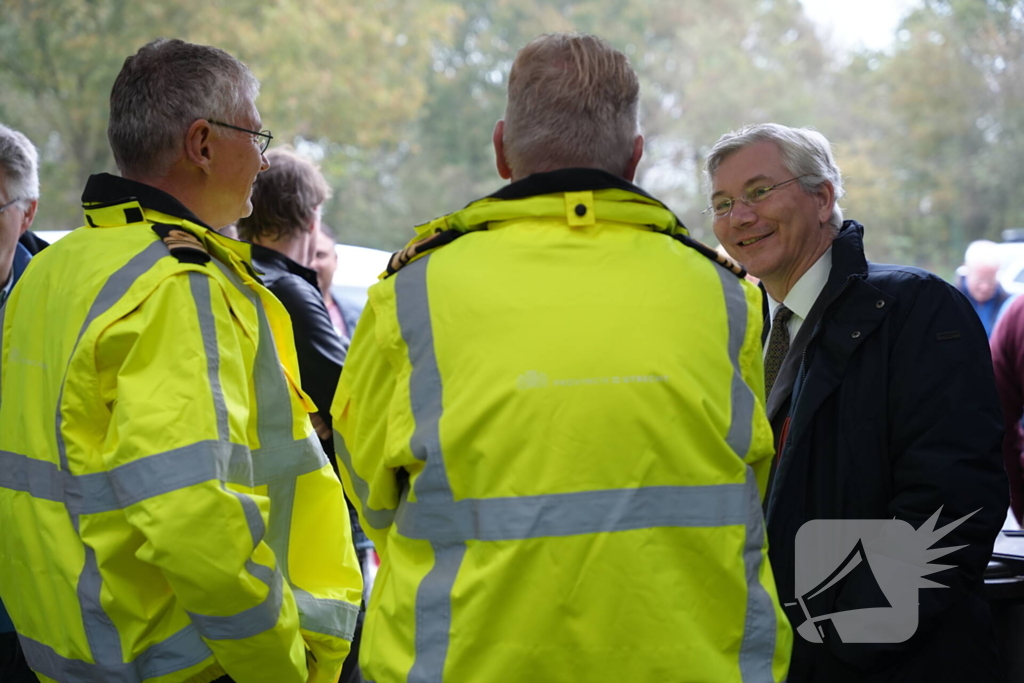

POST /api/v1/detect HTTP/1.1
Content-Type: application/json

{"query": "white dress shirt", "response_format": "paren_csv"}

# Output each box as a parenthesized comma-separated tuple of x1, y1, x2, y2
(764, 247, 833, 358)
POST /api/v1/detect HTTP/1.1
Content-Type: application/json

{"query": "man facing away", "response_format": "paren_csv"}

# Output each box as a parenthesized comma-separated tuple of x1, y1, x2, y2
(709, 123, 1007, 682)
(0, 39, 361, 683)
(333, 33, 792, 683)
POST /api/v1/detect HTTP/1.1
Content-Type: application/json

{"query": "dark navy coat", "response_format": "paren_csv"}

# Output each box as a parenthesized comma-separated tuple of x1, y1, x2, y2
(766, 221, 1008, 682)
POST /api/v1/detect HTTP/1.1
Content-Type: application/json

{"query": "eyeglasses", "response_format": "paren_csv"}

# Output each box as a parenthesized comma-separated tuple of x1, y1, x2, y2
(0, 197, 22, 214)
(208, 119, 273, 153)
(704, 175, 810, 217)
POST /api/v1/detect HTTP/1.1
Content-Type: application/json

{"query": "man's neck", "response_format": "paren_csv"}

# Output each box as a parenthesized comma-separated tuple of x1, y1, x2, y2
(253, 235, 310, 267)
(761, 237, 834, 302)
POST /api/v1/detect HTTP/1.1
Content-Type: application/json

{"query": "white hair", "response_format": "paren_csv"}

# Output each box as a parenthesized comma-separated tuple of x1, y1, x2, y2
(705, 123, 845, 230)
(0, 124, 39, 200)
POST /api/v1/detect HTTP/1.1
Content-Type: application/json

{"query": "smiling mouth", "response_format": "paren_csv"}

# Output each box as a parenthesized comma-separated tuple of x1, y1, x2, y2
(738, 232, 773, 247)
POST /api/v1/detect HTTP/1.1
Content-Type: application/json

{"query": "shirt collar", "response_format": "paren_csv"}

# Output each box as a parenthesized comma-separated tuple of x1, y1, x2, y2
(766, 247, 833, 322)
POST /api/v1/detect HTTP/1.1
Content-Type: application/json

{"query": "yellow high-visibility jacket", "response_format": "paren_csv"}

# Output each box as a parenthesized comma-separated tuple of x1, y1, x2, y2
(333, 169, 792, 683)
(0, 174, 362, 683)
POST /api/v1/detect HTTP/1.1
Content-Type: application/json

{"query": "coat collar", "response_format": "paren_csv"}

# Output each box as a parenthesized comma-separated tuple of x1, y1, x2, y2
(81, 173, 211, 229)
(486, 168, 661, 203)
(249, 243, 319, 288)
(821, 220, 869, 302)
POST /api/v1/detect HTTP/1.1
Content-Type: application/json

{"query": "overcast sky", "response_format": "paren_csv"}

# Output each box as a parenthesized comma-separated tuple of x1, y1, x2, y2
(801, 0, 920, 52)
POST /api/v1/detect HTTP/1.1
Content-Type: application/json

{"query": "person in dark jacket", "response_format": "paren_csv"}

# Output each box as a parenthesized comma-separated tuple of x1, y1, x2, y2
(958, 240, 1013, 337)
(236, 147, 365, 683)
(237, 147, 347, 440)
(708, 122, 1008, 683)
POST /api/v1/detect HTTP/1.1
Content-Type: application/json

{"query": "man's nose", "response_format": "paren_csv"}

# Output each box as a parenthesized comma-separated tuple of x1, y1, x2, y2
(729, 199, 757, 226)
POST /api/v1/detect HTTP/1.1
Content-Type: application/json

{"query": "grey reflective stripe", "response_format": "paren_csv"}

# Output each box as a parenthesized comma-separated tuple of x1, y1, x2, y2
(187, 560, 283, 641)
(293, 588, 360, 640)
(334, 431, 396, 530)
(0, 441, 254, 514)
(19, 626, 213, 683)
(56, 240, 169, 668)
(395, 256, 453, 504)
(739, 466, 778, 682)
(715, 267, 754, 459)
(252, 433, 328, 485)
(225, 484, 267, 550)
(252, 289, 296, 449)
(394, 256, 462, 683)
(189, 271, 229, 441)
(394, 483, 750, 543)
(408, 544, 465, 683)
(265, 477, 297, 584)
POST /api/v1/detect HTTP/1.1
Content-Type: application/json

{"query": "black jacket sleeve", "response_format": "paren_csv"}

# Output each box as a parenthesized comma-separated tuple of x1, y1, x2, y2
(267, 274, 347, 424)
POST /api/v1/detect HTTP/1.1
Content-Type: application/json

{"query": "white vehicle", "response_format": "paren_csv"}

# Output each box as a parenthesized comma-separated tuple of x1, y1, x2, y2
(32, 230, 390, 305)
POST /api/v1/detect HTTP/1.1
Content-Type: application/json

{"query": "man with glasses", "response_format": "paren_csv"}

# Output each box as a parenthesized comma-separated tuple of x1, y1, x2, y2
(0, 123, 40, 683)
(0, 39, 361, 683)
(708, 123, 1007, 682)
(0, 124, 38, 309)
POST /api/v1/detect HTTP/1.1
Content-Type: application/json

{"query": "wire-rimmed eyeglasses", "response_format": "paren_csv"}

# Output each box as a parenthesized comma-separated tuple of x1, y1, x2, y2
(704, 175, 810, 218)
(0, 197, 23, 214)
(208, 119, 273, 154)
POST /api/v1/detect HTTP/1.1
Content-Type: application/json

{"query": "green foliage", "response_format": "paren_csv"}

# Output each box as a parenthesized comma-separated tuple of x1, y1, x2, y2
(3, 0, 1024, 275)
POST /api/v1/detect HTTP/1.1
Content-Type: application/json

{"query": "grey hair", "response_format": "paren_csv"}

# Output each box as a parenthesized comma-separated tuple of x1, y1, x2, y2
(0, 124, 39, 200)
(108, 38, 260, 178)
(503, 33, 639, 178)
(704, 123, 845, 230)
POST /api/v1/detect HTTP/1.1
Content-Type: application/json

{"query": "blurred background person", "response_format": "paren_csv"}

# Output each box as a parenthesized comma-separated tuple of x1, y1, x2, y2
(959, 239, 1014, 337)
(312, 226, 364, 341)
(0, 122, 40, 682)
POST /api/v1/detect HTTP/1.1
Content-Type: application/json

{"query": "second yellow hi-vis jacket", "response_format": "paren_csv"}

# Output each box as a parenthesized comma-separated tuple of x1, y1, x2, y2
(0, 174, 362, 683)
(332, 169, 792, 682)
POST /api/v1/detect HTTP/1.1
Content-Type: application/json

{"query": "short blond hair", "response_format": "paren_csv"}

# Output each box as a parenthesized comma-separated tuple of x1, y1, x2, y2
(503, 33, 639, 177)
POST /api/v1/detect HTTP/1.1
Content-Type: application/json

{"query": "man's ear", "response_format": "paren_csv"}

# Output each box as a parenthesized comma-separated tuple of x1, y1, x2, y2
(816, 180, 836, 226)
(493, 120, 512, 180)
(184, 119, 215, 174)
(623, 134, 644, 182)
(19, 199, 38, 235)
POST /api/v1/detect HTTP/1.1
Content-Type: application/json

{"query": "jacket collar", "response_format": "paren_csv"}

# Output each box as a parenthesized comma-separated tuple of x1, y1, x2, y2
(820, 220, 868, 302)
(249, 242, 319, 288)
(486, 168, 660, 202)
(81, 173, 211, 229)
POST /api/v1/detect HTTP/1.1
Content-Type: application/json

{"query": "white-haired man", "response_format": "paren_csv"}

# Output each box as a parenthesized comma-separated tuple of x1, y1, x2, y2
(709, 123, 1007, 682)
(959, 239, 1012, 337)
(0, 124, 38, 308)
(0, 39, 361, 683)
(333, 33, 792, 682)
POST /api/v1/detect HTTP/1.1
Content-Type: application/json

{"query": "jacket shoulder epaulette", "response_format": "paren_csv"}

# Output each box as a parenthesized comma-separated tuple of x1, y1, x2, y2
(150, 223, 211, 265)
(670, 233, 747, 279)
(385, 228, 464, 277)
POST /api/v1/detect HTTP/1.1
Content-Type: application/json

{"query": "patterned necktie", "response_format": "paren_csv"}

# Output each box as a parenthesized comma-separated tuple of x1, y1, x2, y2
(764, 305, 794, 399)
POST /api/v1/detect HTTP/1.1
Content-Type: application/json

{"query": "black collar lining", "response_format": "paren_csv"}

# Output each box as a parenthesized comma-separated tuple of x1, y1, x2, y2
(81, 173, 212, 230)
